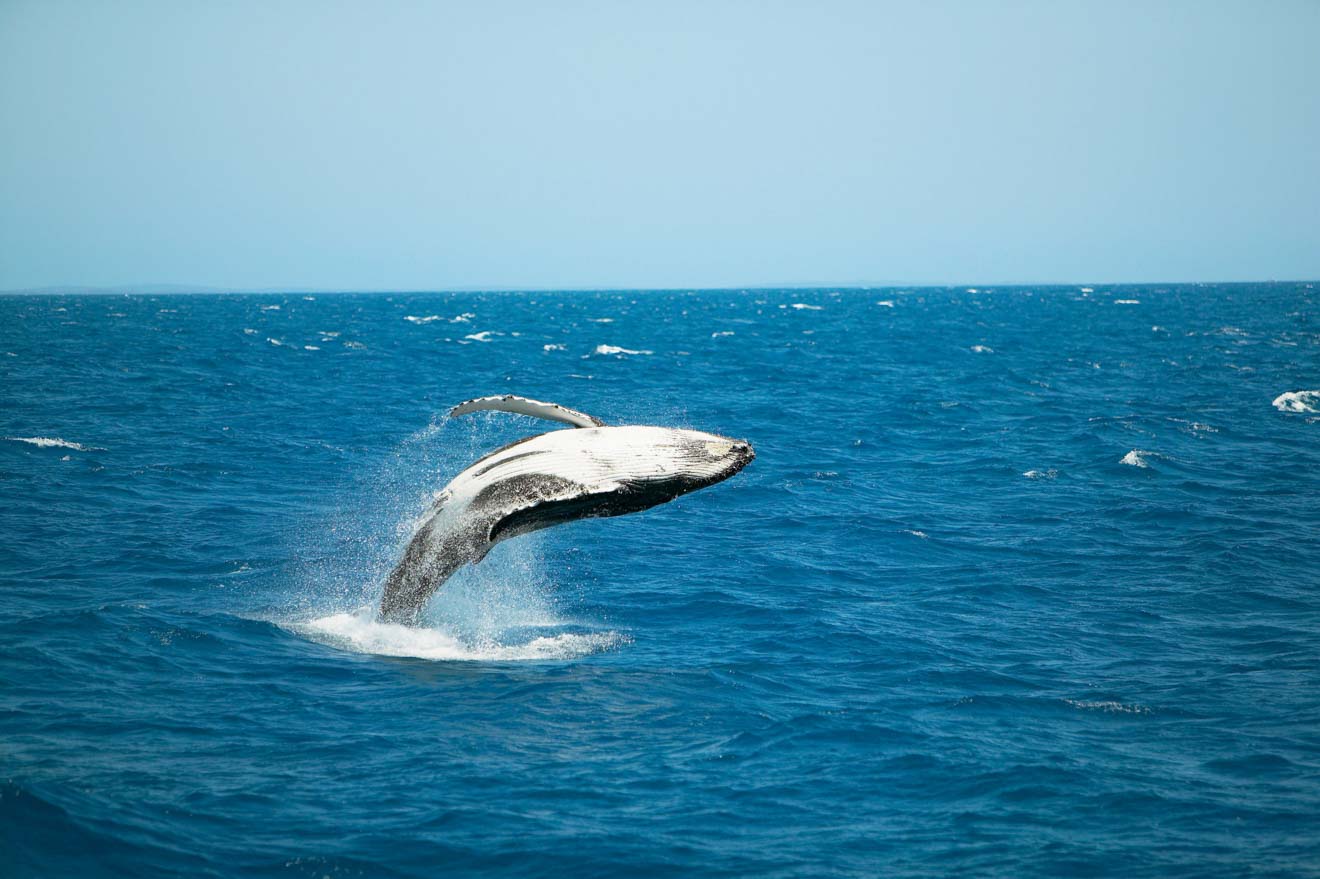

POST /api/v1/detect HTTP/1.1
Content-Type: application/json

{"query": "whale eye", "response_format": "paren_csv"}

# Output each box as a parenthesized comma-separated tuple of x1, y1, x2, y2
(704, 440, 733, 458)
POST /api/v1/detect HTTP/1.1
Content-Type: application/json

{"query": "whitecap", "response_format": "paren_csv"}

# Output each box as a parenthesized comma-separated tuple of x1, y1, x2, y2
(543, 343, 566, 352)
(711, 331, 735, 338)
(1080, 287, 1094, 293)
(304, 345, 320, 351)
(404, 315, 443, 324)
(1065, 699, 1151, 715)
(451, 313, 476, 323)
(293, 609, 625, 662)
(1272, 390, 1320, 414)
(970, 345, 994, 354)
(267, 337, 285, 347)
(5, 436, 103, 452)
(465, 331, 499, 343)
(1114, 299, 1140, 305)
(243, 328, 257, 335)
(876, 300, 895, 308)
(260, 304, 281, 311)
(790, 303, 822, 310)
(901, 529, 929, 539)
(589, 317, 614, 323)
(1120, 449, 1153, 468)
(1023, 469, 1058, 480)
(593, 344, 652, 356)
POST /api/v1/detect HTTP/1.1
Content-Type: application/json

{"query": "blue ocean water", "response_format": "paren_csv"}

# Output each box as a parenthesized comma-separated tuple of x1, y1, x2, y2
(2, 284, 1319, 877)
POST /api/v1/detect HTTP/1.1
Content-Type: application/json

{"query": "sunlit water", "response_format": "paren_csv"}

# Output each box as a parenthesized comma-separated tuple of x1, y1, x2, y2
(2, 285, 1319, 877)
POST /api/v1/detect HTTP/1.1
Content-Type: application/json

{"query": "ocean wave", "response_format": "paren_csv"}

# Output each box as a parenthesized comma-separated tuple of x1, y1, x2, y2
(4, 436, 103, 452)
(465, 331, 499, 343)
(1272, 390, 1320, 414)
(292, 610, 624, 662)
(404, 315, 443, 324)
(970, 345, 994, 354)
(543, 343, 566, 352)
(1022, 469, 1058, 480)
(1120, 449, 1155, 468)
(593, 344, 652, 356)
(1064, 699, 1151, 715)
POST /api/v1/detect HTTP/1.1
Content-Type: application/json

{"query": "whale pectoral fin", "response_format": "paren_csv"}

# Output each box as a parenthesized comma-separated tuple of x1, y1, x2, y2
(449, 395, 606, 428)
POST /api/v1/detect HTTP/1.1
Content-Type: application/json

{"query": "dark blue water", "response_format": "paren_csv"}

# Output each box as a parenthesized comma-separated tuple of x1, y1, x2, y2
(3, 285, 1319, 877)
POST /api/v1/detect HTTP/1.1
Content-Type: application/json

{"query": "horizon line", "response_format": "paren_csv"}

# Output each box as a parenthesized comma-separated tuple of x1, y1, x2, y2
(1, 278, 1316, 296)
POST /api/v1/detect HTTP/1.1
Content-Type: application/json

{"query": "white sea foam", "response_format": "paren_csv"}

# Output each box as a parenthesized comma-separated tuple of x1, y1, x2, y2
(404, 315, 443, 324)
(970, 345, 994, 354)
(711, 331, 735, 338)
(465, 331, 499, 343)
(267, 337, 285, 347)
(295, 609, 624, 662)
(451, 313, 476, 323)
(1065, 699, 1151, 715)
(1272, 390, 1320, 413)
(5, 436, 103, 452)
(543, 343, 566, 352)
(261, 304, 281, 311)
(876, 300, 895, 308)
(593, 344, 652, 356)
(304, 345, 320, 351)
(1080, 287, 1094, 293)
(243, 328, 257, 335)
(1120, 449, 1154, 468)
(1114, 299, 1140, 305)
(589, 317, 614, 323)
(901, 529, 929, 539)
(1023, 469, 1058, 480)
(790, 303, 822, 310)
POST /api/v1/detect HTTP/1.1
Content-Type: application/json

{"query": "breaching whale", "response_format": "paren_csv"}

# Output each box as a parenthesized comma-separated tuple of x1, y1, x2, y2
(379, 395, 754, 624)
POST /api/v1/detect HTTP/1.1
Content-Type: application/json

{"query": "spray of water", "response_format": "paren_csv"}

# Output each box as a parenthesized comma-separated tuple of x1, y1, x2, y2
(285, 412, 626, 661)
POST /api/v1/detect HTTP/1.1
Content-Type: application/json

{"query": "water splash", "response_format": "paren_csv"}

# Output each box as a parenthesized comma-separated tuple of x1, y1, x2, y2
(286, 411, 623, 661)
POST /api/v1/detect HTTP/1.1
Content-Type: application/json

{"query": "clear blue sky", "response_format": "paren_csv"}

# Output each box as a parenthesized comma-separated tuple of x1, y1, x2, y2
(2, 1, 1317, 290)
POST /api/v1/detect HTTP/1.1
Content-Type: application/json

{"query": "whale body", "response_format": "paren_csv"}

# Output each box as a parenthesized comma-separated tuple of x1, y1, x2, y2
(379, 396, 754, 624)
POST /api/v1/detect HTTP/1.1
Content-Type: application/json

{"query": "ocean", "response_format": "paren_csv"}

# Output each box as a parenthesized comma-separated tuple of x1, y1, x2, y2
(2, 284, 1318, 877)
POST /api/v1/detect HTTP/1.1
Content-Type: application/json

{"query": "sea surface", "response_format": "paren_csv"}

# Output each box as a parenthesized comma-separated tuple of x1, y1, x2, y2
(2, 284, 1319, 877)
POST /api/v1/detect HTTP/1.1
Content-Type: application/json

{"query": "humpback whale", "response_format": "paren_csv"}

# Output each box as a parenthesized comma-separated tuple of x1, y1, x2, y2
(379, 396, 754, 624)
